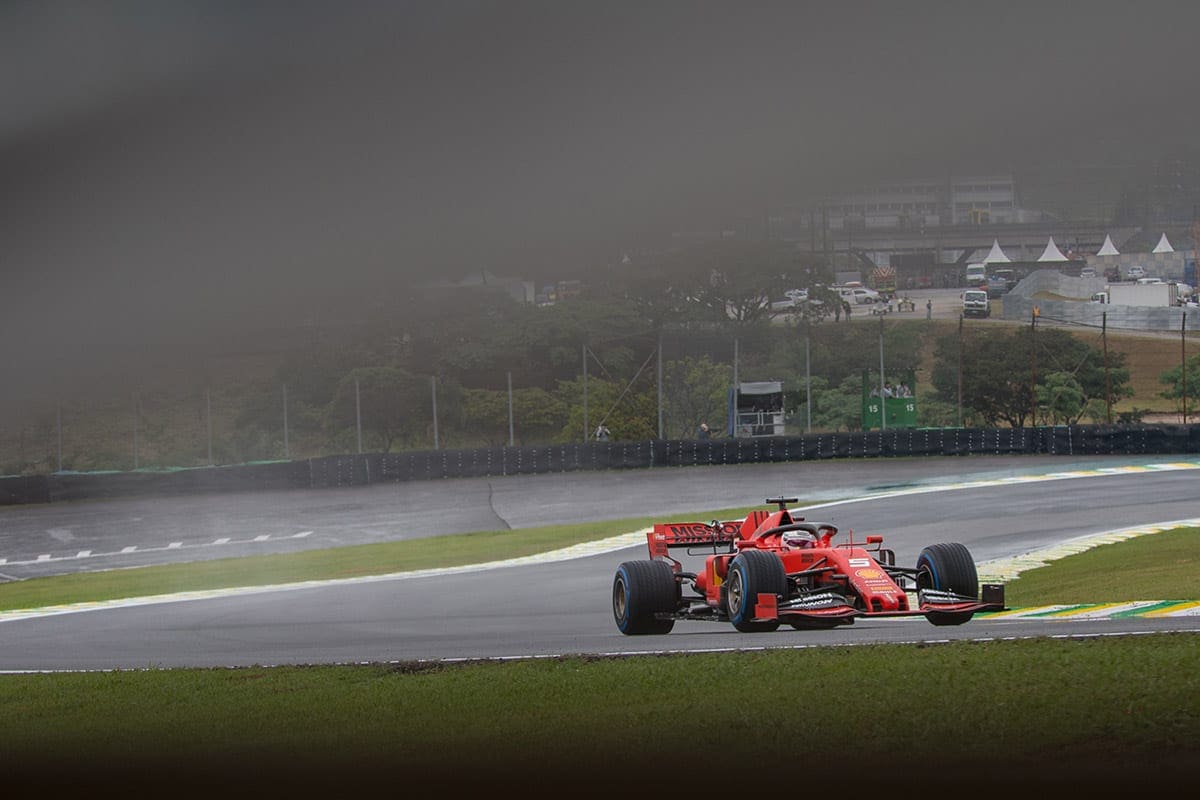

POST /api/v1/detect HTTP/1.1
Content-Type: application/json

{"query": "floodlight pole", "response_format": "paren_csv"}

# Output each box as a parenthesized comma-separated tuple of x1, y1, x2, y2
(878, 314, 886, 431)
(957, 314, 963, 427)
(805, 332, 812, 433)
(1030, 308, 1038, 427)
(656, 331, 663, 439)
(1183, 312, 1189, 424)
(1102, 313, 1111, 424)
(582, 343, 588, 442)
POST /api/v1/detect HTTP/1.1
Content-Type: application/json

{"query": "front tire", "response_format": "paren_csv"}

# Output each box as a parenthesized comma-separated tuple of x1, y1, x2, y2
(725, 550, 787, 632)
(613, 560, 678, 635)
(916, 542, 979, 626)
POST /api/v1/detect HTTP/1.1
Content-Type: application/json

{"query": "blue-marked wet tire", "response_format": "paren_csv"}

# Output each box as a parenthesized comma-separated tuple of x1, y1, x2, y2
(726, 550, 786, 633)
(917, 542, 979, 626)
(613, 560, 678, 635)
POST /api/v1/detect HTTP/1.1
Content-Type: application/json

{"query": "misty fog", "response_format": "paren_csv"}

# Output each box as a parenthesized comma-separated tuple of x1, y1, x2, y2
(3, 1, 1199, 408)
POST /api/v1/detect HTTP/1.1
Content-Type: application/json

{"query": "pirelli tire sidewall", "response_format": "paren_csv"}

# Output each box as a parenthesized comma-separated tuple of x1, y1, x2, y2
(726, 549, 787, 632)
(916, 542, 980, 627)
(612, 560, 678, 635)
(916, 542, 979, 597)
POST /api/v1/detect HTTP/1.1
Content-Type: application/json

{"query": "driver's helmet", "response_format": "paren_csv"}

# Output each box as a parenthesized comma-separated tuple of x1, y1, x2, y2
(781, 530, 816, 549)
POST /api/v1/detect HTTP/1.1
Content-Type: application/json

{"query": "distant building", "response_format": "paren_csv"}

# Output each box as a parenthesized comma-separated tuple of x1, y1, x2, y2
(819, 175, 1046, 231)
(438, 268, 537, 304)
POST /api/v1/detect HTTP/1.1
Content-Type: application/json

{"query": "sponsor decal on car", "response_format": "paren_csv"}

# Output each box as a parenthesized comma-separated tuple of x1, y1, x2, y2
(657, 522, 737, 542)
(779, 591, 847, 610)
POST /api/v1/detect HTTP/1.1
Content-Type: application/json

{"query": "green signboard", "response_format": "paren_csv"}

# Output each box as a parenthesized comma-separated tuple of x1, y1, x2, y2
(862, 370, 917, 430)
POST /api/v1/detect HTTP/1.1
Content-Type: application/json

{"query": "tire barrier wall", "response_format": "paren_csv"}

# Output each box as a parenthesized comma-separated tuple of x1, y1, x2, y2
(1, 424, 1197, 506)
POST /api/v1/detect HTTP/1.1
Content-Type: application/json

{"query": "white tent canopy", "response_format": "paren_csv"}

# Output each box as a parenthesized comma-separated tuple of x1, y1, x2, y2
(982, 239, 1010, 263)
(1153, 233, 1173, 253)
(1096, 234, 1119, 255)
(1037, 236, 1068, 262)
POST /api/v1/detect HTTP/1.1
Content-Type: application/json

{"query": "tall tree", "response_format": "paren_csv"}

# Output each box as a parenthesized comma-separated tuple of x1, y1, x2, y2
(932, 327, 1131, 427)
(1158, 353, 1200, 420)
(325, 367, 453, 453)
(662, 356, 732, 438)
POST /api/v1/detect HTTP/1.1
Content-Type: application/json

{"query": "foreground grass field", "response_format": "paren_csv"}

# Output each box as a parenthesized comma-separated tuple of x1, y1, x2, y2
(2, 512, 1198, 793)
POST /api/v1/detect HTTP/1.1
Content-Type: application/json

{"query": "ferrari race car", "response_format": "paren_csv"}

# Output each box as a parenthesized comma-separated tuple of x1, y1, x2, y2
(612, 497, 1005, 635)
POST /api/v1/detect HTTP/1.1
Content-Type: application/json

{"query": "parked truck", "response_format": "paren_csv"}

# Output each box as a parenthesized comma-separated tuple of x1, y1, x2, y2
(1091, 282, 1179, 306)
(965, 263, 987, 286)
(870, 265, 897, 295)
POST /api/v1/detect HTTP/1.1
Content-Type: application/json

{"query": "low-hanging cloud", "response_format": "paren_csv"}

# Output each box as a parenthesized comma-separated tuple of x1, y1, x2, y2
(2, 1, 1198, 409)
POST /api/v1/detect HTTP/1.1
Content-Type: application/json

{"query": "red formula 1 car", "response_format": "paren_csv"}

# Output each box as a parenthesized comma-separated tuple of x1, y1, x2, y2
(612, 497, 1005, 635)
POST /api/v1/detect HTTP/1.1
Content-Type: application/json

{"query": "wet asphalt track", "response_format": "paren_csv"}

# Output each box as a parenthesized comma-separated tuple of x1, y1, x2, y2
(1, 453, 1198, 670)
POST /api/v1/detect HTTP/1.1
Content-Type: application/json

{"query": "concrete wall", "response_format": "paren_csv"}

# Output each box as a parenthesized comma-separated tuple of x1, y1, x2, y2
(1002, 269, 1199, 330)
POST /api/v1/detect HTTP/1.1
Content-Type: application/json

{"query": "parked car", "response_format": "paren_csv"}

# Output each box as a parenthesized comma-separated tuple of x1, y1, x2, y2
(768, 288, 809, 314)
(1125, 265, 1146, 280)
(837, 286, 881, 305)
(1079, 266, 1097, 279)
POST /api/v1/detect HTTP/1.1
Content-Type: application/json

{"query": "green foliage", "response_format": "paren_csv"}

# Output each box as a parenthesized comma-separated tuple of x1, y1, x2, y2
(800, 321, 923, 388)
(662, 356, 731, 438)
(915, 396, 959, 428)
(1158, 352, 1200, 418)
(1036, 371, 1086, 425)
(794, 375, 864, 432)
(460, 387, 567, 446)
(233, 382, 288, 458)
(325, 367, 457, 453)
(555, 375, 657, 442)
(623, 239, 826, 328)
(931, 326, 1132, 427)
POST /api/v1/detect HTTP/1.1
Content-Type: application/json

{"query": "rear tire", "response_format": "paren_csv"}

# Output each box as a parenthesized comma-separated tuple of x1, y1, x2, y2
(916, 542, 978, 626)
(726, 550, 786, 633)
(613, 560, 678, 635)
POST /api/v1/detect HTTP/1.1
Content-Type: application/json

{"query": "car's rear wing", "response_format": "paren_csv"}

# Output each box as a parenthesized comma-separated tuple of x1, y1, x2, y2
(647, 521, 740, 559)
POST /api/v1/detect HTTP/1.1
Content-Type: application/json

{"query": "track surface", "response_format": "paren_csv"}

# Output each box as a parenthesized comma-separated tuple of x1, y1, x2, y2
(1, 454, 1198, 670)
